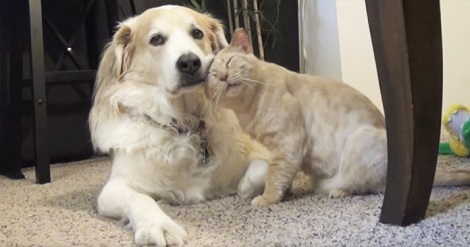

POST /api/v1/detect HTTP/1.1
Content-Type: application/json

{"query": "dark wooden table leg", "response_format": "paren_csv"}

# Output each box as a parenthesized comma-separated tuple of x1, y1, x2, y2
(29, 0, 51, 184)
(365, 0, 443, 226)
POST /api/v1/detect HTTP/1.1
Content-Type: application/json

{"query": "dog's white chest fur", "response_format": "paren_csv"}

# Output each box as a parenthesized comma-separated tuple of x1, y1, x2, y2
(109, 119, 218, 204)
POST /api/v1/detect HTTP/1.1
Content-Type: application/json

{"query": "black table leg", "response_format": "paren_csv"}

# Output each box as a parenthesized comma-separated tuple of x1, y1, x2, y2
(29, 0, 51, 184)
(0, 0, 26, 180)
(365, 0, 443, 225)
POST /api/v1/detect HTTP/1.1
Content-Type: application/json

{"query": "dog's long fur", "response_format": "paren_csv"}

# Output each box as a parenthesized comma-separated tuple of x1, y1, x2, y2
(89, 6, 270, 246)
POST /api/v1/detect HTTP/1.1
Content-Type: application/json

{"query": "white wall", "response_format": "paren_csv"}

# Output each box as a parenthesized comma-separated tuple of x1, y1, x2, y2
(440, 0, 470, 112)
(336, 0, 382, 112)
(299, 0, 342, 81)
(302, 0, 470, 114)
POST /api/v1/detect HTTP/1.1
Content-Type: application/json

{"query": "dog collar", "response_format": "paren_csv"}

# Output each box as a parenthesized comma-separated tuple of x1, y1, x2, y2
(172, 119, 210, 165)
(142, 115, 211, 165)
(195, 121, 210, 165)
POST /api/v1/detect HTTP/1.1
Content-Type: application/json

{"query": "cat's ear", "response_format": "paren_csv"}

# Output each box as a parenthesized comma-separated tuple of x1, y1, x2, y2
(230, 28, 252, 54)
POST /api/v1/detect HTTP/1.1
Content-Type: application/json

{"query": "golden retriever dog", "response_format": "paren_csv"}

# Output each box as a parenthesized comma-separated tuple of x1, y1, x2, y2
(89, 5, 270, 246)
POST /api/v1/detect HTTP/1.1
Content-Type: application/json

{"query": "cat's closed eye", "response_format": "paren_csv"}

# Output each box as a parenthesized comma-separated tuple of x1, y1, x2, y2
(225, 56, 235, 68)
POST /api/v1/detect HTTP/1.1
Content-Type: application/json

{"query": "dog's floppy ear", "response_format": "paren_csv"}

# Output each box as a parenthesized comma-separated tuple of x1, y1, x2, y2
(91, 18, 136, 111)
(112, 19, 136, 79)
(208, 19, 229, 53)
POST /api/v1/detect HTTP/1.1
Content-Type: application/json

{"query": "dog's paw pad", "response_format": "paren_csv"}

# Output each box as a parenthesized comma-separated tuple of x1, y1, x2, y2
(328, 188, 351, 199)
(134, 218, 187, 246)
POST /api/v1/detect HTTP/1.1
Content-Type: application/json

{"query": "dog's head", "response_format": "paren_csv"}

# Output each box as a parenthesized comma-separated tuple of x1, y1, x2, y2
(101, 5, 228, 96)
(89, 5, 228, 152)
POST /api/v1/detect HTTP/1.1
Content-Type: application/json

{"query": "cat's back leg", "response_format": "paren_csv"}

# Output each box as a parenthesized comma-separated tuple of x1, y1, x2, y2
(317, 125, 387, 198)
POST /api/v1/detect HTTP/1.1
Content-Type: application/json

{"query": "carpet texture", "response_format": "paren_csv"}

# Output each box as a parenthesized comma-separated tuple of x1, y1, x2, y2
(1, 155, 470, 247)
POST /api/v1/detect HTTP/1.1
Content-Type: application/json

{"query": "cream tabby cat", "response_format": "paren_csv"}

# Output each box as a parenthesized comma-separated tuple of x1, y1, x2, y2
(207, 28, 470, 207)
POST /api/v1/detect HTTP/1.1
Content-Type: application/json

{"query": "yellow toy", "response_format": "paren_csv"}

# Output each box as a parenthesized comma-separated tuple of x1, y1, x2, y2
(439, 105, 470, 157)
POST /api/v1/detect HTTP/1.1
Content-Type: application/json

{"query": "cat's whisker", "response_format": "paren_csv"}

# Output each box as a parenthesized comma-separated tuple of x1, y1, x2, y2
(230, 75, 251, 88)
(240, 80, 255, 89)
(215, 85, 225, 107)
(241, 77, 271, 87)
(210, 87, 218, 104)
(212, 91, 221, 107)
(210, 84, 224, 114)
(211, 83, 225, 105)
(210, 91, 218, 105)
(212, 83, 225, 107)
(213, 92, 220, 107)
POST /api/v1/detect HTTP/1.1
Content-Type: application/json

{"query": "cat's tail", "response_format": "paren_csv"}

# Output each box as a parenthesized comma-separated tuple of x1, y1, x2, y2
(433, 167, 470, 186)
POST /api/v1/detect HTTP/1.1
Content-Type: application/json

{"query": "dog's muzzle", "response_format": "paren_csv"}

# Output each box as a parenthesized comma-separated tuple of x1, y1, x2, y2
(177, 53, 206, 87)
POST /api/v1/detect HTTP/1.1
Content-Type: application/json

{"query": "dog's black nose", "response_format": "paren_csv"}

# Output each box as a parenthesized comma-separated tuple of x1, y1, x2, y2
(176, 53, 201, 75)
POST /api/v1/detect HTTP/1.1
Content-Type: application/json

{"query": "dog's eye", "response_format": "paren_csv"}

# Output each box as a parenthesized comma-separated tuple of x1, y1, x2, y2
(192, 29, 204, 40)
(150, 35, 165, 46)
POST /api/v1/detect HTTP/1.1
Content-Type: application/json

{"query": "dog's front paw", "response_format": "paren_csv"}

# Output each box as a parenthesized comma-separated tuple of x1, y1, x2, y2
(134, 217, 187, 247)
(251, 195, 279, 207)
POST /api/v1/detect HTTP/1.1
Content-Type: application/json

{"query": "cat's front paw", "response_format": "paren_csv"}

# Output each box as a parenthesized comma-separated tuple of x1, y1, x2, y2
(251, 195, 280, 207)
(134, 216, 187, 246)
(238, 175, 264, 199)
(237, 159, 268, 199)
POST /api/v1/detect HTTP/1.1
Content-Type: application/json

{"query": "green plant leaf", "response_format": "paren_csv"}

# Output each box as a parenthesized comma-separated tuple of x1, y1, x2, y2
(188, 0, 201, 9)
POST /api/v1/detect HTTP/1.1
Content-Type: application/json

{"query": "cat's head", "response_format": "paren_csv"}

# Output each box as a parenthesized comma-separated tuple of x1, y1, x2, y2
(205, 28, 258, 102)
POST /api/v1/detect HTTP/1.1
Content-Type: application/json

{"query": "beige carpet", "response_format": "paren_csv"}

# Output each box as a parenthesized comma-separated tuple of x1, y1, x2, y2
(1, 154, 470, 247)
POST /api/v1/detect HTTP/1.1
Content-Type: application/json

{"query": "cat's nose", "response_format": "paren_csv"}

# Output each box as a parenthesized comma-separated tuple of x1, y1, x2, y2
(220, 73, 228, 82)
(176, 53, 201, 75)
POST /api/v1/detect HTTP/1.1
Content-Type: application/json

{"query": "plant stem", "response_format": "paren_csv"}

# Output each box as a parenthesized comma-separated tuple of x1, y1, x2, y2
(226, 0, 234, 34)
(241, 0, 253, 49)
(252, 0, 264, 59)
(242, 0, 253, 50)
(233, 0, 240, 29)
